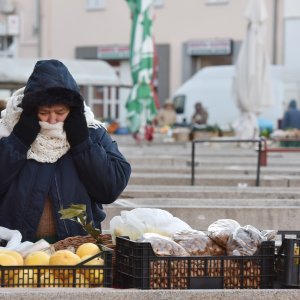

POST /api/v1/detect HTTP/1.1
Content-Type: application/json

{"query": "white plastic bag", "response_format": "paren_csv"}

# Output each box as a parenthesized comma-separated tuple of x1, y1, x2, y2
(110, 208, 192, 243)
(110, 215, 146, 242)
(0, 226, 22, 250)
(0, 226, 36, 254)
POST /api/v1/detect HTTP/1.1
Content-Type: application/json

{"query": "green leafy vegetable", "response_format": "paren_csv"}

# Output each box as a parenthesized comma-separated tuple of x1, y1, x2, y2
(59, 204, 103, 250)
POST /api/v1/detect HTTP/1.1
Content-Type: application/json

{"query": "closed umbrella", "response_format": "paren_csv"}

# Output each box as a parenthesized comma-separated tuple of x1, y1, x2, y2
(233, 0, 273, 140)
(126, 0, 157, 140)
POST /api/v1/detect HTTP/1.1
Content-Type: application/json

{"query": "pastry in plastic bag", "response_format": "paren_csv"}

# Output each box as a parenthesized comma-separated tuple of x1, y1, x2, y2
(207, 219, 240, 248)
(173, 229, 226, 256)
(260, 229, 277, 241)
(226, 225, 264, 256)
(138, 233, 190, 256)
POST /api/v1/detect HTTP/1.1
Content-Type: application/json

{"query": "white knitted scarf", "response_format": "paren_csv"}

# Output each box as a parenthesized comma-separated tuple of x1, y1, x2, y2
(0, 87, 105, 163)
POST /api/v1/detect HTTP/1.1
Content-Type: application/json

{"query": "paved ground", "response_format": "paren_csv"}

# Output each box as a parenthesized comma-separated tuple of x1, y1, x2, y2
(0, 288, 300, 300)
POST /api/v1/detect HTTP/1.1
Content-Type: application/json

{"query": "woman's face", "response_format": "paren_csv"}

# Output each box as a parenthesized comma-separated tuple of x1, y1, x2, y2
(37, 104, 70, 124)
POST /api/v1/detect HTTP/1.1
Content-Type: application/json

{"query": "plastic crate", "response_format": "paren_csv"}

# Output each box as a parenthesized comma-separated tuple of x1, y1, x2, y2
(0, 245, 113, 288)
(274, 231, 300, 288)
(115, 237, 275, 289)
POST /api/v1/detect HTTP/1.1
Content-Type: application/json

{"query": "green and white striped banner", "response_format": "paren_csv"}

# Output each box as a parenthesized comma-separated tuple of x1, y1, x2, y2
(126, 0, 157, 133)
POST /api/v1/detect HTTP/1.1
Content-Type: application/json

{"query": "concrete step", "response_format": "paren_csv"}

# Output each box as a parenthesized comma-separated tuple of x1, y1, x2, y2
(102, 197, 300, 231)
(121, 184, 300, 199)
(126, 154, 300, 168)
(132, 164, 300, 176)
(128, 172, 299, 187)
(114, 197, 300, 207)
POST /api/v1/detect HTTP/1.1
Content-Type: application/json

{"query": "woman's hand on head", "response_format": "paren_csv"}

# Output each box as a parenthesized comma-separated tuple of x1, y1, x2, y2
(63, 106, 89, 147)
(12, 109, 41, 147)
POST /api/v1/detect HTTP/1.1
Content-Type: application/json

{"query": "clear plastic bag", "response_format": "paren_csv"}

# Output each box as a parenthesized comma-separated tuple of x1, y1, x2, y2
(138, 233, 190, 256)
(226, 225, 264, 256)
(260, 229, 277, 241)
(207, 219, 240, 248)
(173, 229, 226, 256)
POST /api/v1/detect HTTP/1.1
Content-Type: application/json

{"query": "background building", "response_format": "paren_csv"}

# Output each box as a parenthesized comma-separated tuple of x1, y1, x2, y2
(0, 0, 299, 125)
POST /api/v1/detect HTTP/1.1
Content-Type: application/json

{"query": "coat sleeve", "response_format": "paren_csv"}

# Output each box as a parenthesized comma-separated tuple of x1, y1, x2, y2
(69, 126, 131, 204)
(281, 111, 289, 129)
(0, 134, 29, 195)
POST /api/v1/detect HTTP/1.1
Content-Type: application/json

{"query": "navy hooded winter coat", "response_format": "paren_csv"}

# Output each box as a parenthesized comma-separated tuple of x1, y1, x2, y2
(282, 99, 300, 130)
(0, 59, 131, 242)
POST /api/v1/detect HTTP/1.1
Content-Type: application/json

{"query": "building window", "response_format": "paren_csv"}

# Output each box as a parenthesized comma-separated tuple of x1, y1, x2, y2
(0, 35, 14, 57)
(86, 0, 106, 11)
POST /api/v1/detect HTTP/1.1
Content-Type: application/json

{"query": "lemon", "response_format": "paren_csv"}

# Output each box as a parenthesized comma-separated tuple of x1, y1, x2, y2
(64, 272, 89, 287)
(40, 271, 64, 287)
(0, 254, 18, 284)
(0, 249, 23, 266)
(49, 250, 81, 266)
(80, 254, 104, 285)
(24, 251, 50, 266)
(81, 255, 104, 266)
(76, 243, 100, 258)
(0, 253, 18, 266)
(13, 269, 38, 287)
(49, 250, 81, 279)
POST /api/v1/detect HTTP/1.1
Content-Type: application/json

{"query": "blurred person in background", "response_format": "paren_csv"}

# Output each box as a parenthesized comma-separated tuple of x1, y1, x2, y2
(0, 59, 131, 243)
(281, 99, 300, 130)
(155, 99, 177, 127)
(191, 102, 208, 125)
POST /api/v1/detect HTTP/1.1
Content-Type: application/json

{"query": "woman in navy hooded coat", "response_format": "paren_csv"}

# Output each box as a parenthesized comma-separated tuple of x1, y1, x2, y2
(0, 59, 131, 242)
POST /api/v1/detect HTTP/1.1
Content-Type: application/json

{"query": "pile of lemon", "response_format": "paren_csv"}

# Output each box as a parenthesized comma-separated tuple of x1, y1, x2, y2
(0, 243, 104, 287)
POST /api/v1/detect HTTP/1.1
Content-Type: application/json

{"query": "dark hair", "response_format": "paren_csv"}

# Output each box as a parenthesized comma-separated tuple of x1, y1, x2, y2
(21, 87, 83, 112)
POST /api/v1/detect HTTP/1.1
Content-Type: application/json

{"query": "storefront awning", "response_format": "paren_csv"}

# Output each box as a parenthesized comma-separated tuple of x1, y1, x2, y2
(0, 57, 120, 89)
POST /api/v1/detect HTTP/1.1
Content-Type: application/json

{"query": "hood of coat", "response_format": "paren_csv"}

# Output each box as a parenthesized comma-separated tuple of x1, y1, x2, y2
(21, 59, 83, 112)
(288, 99, 297, 110)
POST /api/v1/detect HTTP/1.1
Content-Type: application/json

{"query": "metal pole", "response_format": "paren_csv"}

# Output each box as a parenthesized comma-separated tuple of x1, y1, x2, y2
(256, 139, 262, 187)
(36, 0, 42, 57)
(191, 138, 262, 187)
(191, 141, 195, 186)
(272, 0, 279, 64)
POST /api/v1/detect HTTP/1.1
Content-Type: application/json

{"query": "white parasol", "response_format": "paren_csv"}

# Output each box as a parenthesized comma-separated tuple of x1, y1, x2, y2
(233, 0, 273, 140)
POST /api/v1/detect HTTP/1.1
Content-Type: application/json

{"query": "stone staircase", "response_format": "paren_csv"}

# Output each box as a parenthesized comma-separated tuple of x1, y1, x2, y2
(102, 135, 300, 232)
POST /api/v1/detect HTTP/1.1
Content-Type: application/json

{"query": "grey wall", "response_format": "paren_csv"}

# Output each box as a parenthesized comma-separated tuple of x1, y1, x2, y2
(232, 41, 242, 64)
(156, 44, 170, 105)
(181, 42, 193, 84)
(75, 47, 98, 59)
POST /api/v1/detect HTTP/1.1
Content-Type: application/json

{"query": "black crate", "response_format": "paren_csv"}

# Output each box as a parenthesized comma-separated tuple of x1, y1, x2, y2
(275, 238, 300, 288)
(116, 236, 275, 289)
(276, 231, 300, 246)
(0, 246, 113, 288)
(274, 231, 300, 255)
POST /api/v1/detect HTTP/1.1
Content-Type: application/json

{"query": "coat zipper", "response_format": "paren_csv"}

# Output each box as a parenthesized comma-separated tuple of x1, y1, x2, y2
(54, 174, 69, 235)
